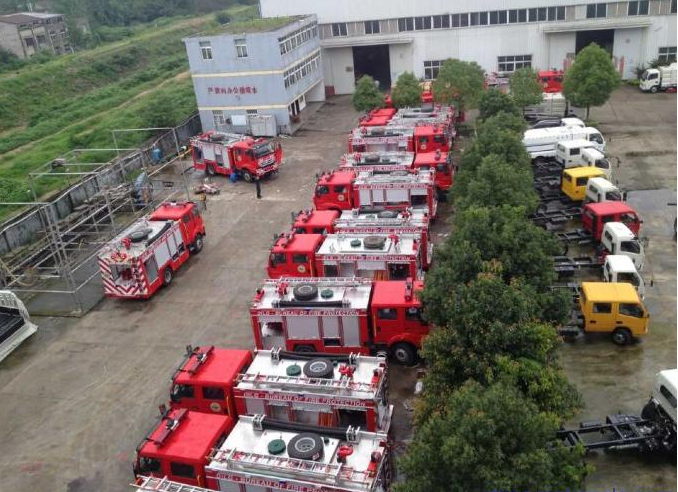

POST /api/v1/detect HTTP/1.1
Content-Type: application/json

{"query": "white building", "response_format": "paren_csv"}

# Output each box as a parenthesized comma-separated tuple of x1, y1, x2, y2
(259, 0, 677, 94)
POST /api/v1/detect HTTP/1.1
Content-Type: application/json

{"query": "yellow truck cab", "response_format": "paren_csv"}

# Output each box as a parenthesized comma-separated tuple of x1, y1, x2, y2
(579, 282, 649, 345)
(561, 167, 606, 201)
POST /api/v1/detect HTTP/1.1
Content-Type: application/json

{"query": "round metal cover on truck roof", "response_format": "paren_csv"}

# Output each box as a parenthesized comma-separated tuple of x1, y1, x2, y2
(303, 358, 334, 379)
(209, 132, 226, 141)
(268, 438, 286, 455)
(287, 433, 324, 461)
(320, 288, 334, 299)
(293, 284, 318, 301)
(364, 236, 387, 250)
(364, 153, 380, 162)
(286, 364, 302, 376)
(129, 228, 152, 243)
(377, 210, 398, 219)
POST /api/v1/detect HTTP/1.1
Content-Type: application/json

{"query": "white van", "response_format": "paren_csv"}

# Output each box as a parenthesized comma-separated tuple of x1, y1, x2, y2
(524, 127, 605, 161)
(584, 177, 625, 204)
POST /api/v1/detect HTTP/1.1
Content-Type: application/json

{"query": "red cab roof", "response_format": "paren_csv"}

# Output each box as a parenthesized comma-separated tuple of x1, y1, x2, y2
(272, 233, 324, 254)
(139, 409, 233, 463)
(413, 151, 448, 165)
(584, 201, 637, 216)
(371, 280, 424, 308)
(293, 210, 340, 230)
(150, 202, 194, 221)
(173, 347, 252, 387)
(413, 125, 444, 137)
(317, 170, 355, 186)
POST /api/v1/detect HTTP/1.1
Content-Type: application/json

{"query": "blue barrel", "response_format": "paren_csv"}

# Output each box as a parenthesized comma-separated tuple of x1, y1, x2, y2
(151, 147, 162, 163)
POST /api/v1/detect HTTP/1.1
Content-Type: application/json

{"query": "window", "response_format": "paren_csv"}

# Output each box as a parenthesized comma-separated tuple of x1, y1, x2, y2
(660, 385, 677, 408)
(497, 54, 532, 72)
(548, 7, 557, 20)
(235, 38, 248, 58)
(170, 462, 196, 479)
(246, 109, 258, 115)
(490, 11, 499, 24)
(212, 110, 225, 127)
(324, 264, 339, 276)
(199, 41, 212, 60)
(424, 60, 444, 80)
(557, 6, 566, 20)
(621, 241, 641, 254)
(529, 8, 538, 21)
(628, 1, 649, 15)
(269, 253, 286, 266)
(590, 132, 604, 145)
(292, 254, 309, 264)
(405, 307, 423, 321)
(415, 16, 432, 30)
(432, 14, 450, 28)
(658, 47, 677, 63)
(479, 11, 488, 24)
(470, 12, 479, 25)
(571, 147, 581, 156)
(576, 177, 589, 186)
(332, 23, 347, 36)
(138, 457, 161, 474)
(672, 0, 677, 14)
(284, 52, 321, 88)
(172, 384, 194, 399)
(593, 303, 612, 314)
(333, 185, 346, 193)
(377, 308, 398, 320)
(452, 13, 469, 27)
(365, 20, 380, 34)
(398, 17, 414, 31)
(203, 386, 225, 400)
(587, 3, 607, 18)
(619, 303, 644, 317)
(538, 7, 547, 20)
(316, 185, 329, 196)
(279, 22, 318, 55)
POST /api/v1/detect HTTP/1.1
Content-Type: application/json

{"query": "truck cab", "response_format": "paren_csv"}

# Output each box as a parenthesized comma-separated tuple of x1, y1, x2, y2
(538, 69, 564, 93)
(578, 282, 650, 345)
(169, 346, 253, 416)
(640, 63, 677, 92)
(642, 369, 677, 435)
(413, 149, 455, 194)
(561, 167, 606, 201)
(555, 139, 595, 167)
(134, 407, 235, 487)
(413, 124, 452, 153)
(314, 169, 356, 211)
(150, 201, 205, 253)
(267, 232, 323, 277)
(603, 255, 646, 299)
(582, 202, 642, 241)
(524, 126, 605, 161)
(584, 177, 625, 204)
(600, 222, 645, 271)
(581, 147, 613, 180)
(292, 209, 340, 234)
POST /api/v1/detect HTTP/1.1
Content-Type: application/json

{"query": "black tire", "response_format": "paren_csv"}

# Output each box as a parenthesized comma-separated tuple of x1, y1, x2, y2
(293, 283, 318, 301)
(391, 343, 417, 366)
(163, 267, 173, 287)
(364, 153, 380, 163)
(534, 157, 547, 165)
(363, 236, 387, 250)
(129, 229, 151, 243)
(612, 327, 632, 346)
(209, 132, 226, 141)
(241, 170, 253, 183)
(391, 170, 408, 176)
(303, 358, 334, 379)
(377, 210, 398, 219)
(641, 401, 658, 421)
(191, 234, 204, 254)
(650, 86, 658, 93)
(287, 433, 324, 461)
(205, 165, 216, 176)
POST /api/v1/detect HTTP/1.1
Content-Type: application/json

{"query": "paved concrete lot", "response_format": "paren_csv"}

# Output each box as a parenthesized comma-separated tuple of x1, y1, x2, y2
(0, 87, 674, 492)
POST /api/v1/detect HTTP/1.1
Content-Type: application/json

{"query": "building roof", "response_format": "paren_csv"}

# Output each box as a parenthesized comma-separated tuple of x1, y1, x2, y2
(195, 15, 308, 38)
(0, 12, 61, 24)
(581, 282, 640, 304)
(173, 347, 252, 387)
(585, 201, 636, 216)
(371, 280, 423, 308)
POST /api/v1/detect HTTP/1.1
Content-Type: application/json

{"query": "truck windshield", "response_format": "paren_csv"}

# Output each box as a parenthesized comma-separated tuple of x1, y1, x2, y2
(253, 142, 274, 158)
(621, 241, 641, 253)
(617, 272, 640, 286)
(641, 71, 649, 81)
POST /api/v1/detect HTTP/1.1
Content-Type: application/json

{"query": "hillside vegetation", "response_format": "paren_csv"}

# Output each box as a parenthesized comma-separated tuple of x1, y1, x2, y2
(0, 5, 257, 206)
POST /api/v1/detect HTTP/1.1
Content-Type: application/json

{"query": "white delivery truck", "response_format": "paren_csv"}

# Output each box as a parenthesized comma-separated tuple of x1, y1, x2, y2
(640, 63, 677, 93)
(524, 126, 605, 161)
(584, 177, 626, 204)
(603, 255, 647, 299)
(554, 140, 614, 180)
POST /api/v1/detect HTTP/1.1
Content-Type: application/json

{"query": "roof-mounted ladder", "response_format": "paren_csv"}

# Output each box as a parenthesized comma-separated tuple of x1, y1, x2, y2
(132, 476, 212, 492)
(236, 372, 377, 394)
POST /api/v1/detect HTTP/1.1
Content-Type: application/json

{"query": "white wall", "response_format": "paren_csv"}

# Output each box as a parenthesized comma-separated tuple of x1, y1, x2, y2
(614, 27, 644, 79)
(322, 47, 355, 94)
(389, 43, 414, 83)
(546, 31, 576, 70)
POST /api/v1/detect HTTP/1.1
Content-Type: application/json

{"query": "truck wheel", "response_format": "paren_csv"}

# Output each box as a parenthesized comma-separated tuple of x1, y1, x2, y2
(205, 165, 215, 176)
(303, 358, 334, 379)
(391, 343, 417, 366)
(191, 234, 204, 254)
(163, 267, 173, 287)
(612, 327, 632, 346)
(293, 283, 318, 301)
(641, 401, 658, 421)
(650, 86, 658, 93)
(241, 170, 253, 183)
(287, 433, 324, 461)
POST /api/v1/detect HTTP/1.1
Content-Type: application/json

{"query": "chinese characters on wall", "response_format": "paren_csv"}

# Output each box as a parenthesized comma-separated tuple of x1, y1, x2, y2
(208, 85, 258, 95)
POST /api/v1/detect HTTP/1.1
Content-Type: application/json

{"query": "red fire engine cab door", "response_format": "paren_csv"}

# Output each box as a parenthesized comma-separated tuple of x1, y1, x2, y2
(170, 383, 200, 411)
(373, 307, 403, 344)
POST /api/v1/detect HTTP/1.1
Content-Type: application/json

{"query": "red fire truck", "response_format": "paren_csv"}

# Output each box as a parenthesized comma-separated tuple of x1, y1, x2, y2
(313, 169, 437, 218)
(291, 208, 432, 269)
(169, 346, 392, 432)
(339, 150, 414, 170)
(251, 277, 429, 365)
(133, 407, 235, 487)
(98, 202, 205, 299)
(190, 131, 283, 182)
(204, 416, 391, 492)
(267, 231, 425, 280)
(413, 149, 455, 194)
(538, 69, 564, 93)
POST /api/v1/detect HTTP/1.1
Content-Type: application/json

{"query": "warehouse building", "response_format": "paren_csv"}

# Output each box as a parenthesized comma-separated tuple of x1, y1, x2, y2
(259, 0, 677, 94)
(183, 15, 325, 135)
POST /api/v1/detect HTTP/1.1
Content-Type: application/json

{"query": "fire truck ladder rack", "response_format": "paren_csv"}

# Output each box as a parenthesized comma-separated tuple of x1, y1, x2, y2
(237, 372, 377, 394)
(556, 414, 664, 451)
(211, 448, 374, 489)
(133, 476, 213, 492)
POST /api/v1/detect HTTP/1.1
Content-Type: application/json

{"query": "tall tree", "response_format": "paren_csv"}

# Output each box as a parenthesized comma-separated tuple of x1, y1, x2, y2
(351, 75, 384, 112)
(477, 88, 520, 120)
(391, 71, 422, 108)
(431, 58, 485, 113)
(563, 43, 621, 118)
(510, 67, 544, 112)
(397, 379, 591, 492)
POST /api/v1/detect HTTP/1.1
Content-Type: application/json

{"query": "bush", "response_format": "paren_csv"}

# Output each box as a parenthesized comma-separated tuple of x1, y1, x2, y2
(215, 11, 231, 24)
(391, 71, 422, 108)
(477, 89, 520, 120)
(352, 75, 384, 112)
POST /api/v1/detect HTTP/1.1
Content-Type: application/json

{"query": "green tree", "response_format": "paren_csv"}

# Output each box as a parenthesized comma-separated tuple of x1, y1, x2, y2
(391, 71, 422, 108)
(397, 380, 591, 492)
(563, 43, 621, 118)
(352, 75, 384, 112)
(476, 110, 527, 135)
(454, 154, 538, 212)
(431, 58, 485, 113)
(510, 67, 544, 112)
(477, 88, 520, 120)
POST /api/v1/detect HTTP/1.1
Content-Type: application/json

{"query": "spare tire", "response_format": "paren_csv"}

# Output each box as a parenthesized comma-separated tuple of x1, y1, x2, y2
(371, 128, 384, 135)
(363, 236, 387, 250)
(293, 284, 318, 301)
(287, 433, 324, 461)
(209, 132, 226, 141)
(129, 228, 151, 243)
(364, 153, 380, 163)
(377, 210, 398, 219)
(303, 358, 334, 379)
(391, 170, 408, 176)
